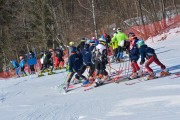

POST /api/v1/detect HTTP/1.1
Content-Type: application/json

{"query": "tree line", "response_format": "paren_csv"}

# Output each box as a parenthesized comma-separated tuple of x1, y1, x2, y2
(0, 0, 179, 71)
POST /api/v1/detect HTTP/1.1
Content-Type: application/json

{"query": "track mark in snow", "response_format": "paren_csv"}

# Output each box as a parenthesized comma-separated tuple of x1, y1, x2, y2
(147, 85, 180, 90)
(0, 91, 8, 103)
(0, 97, 6, 103)
(119, 95, 180, 106)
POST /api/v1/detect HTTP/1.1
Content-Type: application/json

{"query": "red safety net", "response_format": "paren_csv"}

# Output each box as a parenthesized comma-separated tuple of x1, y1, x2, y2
(125, 15, 180, 40)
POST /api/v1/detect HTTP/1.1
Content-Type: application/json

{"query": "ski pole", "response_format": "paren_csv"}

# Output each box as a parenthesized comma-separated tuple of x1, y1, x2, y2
(59, 72, 69, 93)
(126, 57, 130, 78)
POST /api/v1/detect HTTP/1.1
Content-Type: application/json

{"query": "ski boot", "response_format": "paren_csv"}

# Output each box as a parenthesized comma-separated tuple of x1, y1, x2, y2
(22, 74, 27, 77)
(81, 79, 90, 87)
(48, 71, 56, 75)
(160, 69, 170, 77)
(44, 69, 49, 73)
(38, 71, 45, 77)
(95, 78, 104, 87)
(129, 72, 138, 80)
(147, 72, 156, 80)
(72, 78, 81, 84)
(137, 70, 144, 77)
(88, 76, 95, 83)
(103, 75, 111, 81)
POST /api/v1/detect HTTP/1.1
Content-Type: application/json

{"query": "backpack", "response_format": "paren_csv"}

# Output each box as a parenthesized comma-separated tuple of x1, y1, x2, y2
(92, 44, 107, 62)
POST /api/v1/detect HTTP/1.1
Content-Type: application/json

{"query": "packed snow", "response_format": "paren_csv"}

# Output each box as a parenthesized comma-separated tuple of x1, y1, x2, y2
(0, 27, 180, 120)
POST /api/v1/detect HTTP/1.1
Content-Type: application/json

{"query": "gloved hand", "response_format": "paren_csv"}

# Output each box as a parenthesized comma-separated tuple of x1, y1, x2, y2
(140, 61, 145, 65)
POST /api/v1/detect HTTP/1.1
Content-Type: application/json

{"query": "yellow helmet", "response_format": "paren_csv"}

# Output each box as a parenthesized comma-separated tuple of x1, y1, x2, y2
(69, 41, 75, 46)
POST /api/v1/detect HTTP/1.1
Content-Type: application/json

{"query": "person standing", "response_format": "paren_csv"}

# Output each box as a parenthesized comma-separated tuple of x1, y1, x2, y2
(27, 50, 36, 74)
(19, 56, 27, 76)
(111, 28, 128, 62)
(63, 47, 89, 93)
(92, 38, 109, 86)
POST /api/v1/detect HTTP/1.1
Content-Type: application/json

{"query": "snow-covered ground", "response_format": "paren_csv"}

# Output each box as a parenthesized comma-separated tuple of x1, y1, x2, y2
(0, 27, 180, 120)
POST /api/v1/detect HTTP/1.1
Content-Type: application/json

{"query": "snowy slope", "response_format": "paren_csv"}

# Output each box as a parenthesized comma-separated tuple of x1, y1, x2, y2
(0, 27, 180, 120)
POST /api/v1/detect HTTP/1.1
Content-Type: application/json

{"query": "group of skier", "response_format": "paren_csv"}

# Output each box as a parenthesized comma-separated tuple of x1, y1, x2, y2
(38, 46, 65, 76)
(10, 28, 170, 93)
(11, 50, 36, 77)
(63, 28, 170, 92)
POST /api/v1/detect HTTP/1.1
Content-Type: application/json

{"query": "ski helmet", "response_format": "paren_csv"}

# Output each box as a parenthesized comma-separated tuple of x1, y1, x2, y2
(117, 28, 122, 32)
(81, 38, 86, 42)
(70, 46, 77, 53)
(99, 38, 106, 42)
(90, 40, 95, 43)
(69, 41, 75, 46)
(136, 40, 145, 48)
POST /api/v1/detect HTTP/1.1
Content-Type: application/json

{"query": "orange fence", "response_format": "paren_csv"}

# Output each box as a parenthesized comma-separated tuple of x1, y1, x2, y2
(125, 15, 180, 40)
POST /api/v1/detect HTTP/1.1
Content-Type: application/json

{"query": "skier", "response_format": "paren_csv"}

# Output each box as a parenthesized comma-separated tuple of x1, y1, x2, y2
(126, 33, 143, 79)
(89, 40, 96, 52)
(77, 38, 86, 52)
(63, 47, 89, 92)
(101, 33, 111, 46)
(111, 28, 128, 62)
(66, 41, 75, 71)
(73, 44, 95, 84)
(19, 56, 27, 76)
(38, 49, 55, 76)
(10, 60, 20, 77)
(110, 33, 118, 62)
(136, 40, 169, 80)
(40, 50, 46, 70)
(54, 46, 64, 69)
(27, 50, 36, 74)
(92, 38, 109, 86)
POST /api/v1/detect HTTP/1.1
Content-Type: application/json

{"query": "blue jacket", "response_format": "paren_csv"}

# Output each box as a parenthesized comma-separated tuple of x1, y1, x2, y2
(89, 44, 96, 52)
(19, 59, 25, 67)
(129, 39, 139, 62)
(81, 48, 92, 66)
(68, 53, 83, 72)
(139, 44, 155, 63)
(11, 60, 19, 68)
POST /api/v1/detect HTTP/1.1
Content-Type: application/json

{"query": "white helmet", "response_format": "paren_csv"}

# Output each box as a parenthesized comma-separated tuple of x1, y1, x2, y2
(117, 28, 122, 32)
(120, 40, 125, 47)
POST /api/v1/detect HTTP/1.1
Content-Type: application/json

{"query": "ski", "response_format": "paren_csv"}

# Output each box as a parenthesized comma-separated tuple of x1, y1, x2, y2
(124, 72, 176, 86)
(84, 78, 115, 92)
